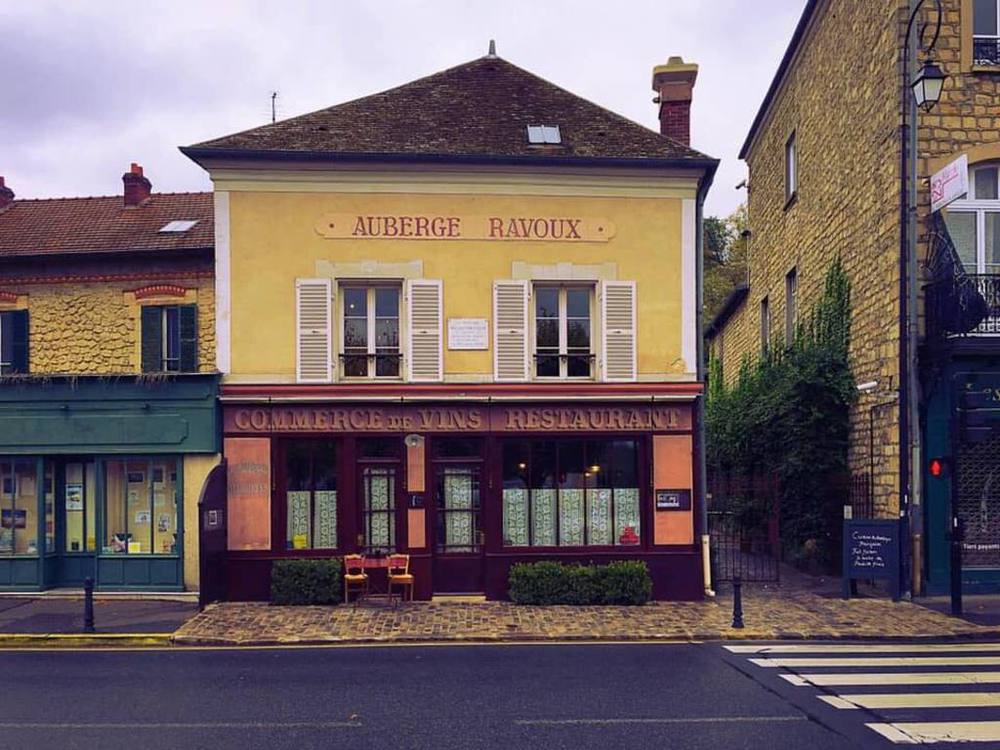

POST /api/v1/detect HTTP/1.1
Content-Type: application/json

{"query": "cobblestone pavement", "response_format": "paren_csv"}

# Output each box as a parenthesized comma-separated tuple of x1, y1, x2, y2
(173, 588, 1000, 646)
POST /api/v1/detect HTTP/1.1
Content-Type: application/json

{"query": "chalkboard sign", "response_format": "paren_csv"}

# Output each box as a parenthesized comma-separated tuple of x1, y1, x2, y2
(842, 519, 900, 601)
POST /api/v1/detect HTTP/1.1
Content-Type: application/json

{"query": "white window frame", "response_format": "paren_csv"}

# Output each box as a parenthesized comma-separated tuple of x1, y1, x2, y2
(339, 283, 403, 380)
(531, 283, 595, 381)
(947, 163, 1000, 274)
(974, 0, 1000, 64)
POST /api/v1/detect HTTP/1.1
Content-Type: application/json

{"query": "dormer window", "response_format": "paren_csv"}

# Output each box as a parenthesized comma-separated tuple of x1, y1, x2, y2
(527, 125, 561, 145)
(159, 220, 199, 234)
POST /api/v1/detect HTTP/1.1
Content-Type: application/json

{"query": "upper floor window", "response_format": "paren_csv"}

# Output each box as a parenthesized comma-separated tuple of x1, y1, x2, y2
(341, 285, 401, 379)
(944, 163, 1000, 275)
(974, 0, 1000, 65)
(533, 285, 593, 379)
(0, 310, 28, 375)
(785, 132, 797, 205)
(785, 267, 798, 346)
(760, 296, 771, 355)
(140, 305, 197, 373)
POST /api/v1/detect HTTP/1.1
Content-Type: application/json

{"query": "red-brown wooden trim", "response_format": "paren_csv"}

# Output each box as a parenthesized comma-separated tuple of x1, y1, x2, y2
(0, 290, 18, 303)
(222, 382, 704, 400)
(133, 283, 189, 300)
(0, 270, 212, 285)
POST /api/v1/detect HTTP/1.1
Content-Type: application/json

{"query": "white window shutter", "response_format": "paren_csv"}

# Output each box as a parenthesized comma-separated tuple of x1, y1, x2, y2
(493, 280, 529, 382)
(295, 278, 333, 383)
(406, 279, 443, 382)
(600, 280, 637, 382)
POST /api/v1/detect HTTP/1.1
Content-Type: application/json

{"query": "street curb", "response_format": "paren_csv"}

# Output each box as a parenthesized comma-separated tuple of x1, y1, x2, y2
(0, 633, 174, 649)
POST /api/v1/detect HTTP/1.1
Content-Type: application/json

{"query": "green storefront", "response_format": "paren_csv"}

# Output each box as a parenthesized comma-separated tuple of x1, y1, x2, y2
(0, 375, 218, 591)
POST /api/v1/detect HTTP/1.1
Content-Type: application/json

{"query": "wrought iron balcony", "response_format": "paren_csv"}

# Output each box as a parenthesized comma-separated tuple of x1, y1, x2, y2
(925, 273, 1000, 340)
(974, 38, 1000, 67)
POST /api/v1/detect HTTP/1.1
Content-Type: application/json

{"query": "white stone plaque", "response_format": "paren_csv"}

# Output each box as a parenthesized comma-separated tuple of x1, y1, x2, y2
(448, 318, 488, 350)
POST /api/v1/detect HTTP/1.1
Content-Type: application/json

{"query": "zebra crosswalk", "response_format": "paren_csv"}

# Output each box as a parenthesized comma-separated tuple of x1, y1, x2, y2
(725, 642, 1000, 745)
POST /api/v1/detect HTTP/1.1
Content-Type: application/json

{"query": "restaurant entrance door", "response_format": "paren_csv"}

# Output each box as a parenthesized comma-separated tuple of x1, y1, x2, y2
(431, 462, 485, 593)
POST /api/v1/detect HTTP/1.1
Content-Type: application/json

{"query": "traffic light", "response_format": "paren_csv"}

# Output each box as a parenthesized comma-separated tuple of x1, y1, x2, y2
(929, 457, 951, 478)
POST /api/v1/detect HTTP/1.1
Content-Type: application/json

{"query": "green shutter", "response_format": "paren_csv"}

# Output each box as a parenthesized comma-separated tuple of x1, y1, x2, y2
(10, 310, 28, 374)
(141, 306, 163, 373)
(179, 305, 198, 373)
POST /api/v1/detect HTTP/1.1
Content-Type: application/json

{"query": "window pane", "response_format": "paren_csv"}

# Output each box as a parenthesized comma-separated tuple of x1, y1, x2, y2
(363, 467, 395, 553)
(344, 318, 367, 349)
(375, 354, 399, 377)
(434, 438, 482, 458)
(343, 355, 367, 377)
(164, 307, 181, 371)
(535, 288, 559, 318)
(536, 318, 559, 348)
(567, 319, 590, 348)
(374, 288, 398, 317)
(44, 463, 54, 553)
(344, 288, 367, 317)
(535, 354, 560, 377)
(437, 467, 478, 553)
(975, 0, 998, 35)
(987, 213, 1000, 274)
(375, 318, 399, 349)
(126, 461, 151, 554)
(358, 438, 400, 459)
(566, 288, 590, 318)
(558, 442, 585, 545)
(64, 462, 92, 552)
(567, 355, 591, 378)
(0, 461, 37, 555)
(151, 461, 177, 555)
(313, 443, 337, 549)
(976, 167, 999, 200)
(0, 314, 12, 369)
(945, 211, 978, 271)
(286, 441, 311, 549)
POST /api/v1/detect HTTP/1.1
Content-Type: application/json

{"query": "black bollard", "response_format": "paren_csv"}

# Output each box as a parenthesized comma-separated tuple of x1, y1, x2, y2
(951, 517, 963, 617)
(83, 577, 95, 633)
(732, 575, 744, 629)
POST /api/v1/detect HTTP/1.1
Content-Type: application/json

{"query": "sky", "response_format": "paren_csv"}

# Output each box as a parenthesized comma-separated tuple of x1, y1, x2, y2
(1, 0, 804, 219)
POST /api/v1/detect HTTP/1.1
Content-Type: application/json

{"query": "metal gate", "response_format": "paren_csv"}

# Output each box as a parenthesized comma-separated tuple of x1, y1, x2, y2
(197, 460, 228, 608)
(956, 432, 1000, 567)
(707, 475, 780, 583)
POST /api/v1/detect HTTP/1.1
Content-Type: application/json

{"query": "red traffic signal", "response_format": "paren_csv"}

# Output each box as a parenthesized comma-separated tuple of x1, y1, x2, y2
(929, 457, 950, 478)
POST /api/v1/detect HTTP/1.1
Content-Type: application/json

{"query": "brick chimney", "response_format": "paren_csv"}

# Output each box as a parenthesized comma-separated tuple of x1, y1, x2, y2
(122, 162, 152, 207)
(652, 56, 699, 146)
(0, 177, 14, 210)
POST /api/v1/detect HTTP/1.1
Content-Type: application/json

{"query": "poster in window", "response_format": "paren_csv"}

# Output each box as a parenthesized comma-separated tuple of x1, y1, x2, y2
(19, 476, 36, 498)
(127, 472, 145, 484)
(135, 510, 152, 524)
(65, 484, 84, 511)
(0, 509, 12, 528)
(13, 510, 27, 529)
(152, 467, 165, 485)
(157, 514, 172, 532)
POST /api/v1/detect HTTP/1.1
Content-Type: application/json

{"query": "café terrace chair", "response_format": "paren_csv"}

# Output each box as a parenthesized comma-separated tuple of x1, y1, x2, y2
(343, 554, 369, 605)
(387, 554, 414, 604)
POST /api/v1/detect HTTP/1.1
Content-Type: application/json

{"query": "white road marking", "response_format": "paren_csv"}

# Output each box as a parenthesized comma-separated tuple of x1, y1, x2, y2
(866, 720, 1000, 744)
(0, 722, 362, 729)
(514, 716, 806, 726)
(781, 671, 1000, 687)
(750, 656, 1000, 668)
(819, 692, 1000, 710)
(727, 643, 1000, 654)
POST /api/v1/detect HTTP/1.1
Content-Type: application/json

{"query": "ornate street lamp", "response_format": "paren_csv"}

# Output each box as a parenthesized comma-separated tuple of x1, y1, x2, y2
(911, 58, 946, 111)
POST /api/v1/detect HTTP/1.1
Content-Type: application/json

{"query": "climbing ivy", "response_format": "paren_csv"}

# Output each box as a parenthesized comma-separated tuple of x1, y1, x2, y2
(706, 258, 856, 571)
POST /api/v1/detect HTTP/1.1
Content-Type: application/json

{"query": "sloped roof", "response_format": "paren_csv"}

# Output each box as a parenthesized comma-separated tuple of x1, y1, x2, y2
(184, 56, 714, 165)
(0, 192, 213, 257)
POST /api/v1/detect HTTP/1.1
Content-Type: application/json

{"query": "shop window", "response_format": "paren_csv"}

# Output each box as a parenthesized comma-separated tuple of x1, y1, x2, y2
(358, 437, 401, 459)
(501, 440, 641, 547)
(0, 310, 29, 375)
(435, 466, 481, 553)
(0, 460, 38, 555)
(341, 285, 401, 379)
(944, 163, 1000, 276)
(141, 305, 198, 373)
(361, 466, 396, 553)
(104, 459, 178, 555)
(284, 440, 338, 550)
(533, 285, 593, 379)
(974, 0, 1000, 65)
(432, 438, 483, 459)
(64, 462, 96, 552)
(43, 462, 54, 554)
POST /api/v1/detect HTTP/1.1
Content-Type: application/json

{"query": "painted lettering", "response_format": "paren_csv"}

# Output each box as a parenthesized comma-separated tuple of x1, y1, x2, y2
(235, 410, 252, 430)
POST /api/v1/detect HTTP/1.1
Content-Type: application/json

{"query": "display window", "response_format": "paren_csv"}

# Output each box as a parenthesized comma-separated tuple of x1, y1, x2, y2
(283, 440, 338, 550)
(0, 459, 38, 555)
(501, 439, 641, 547)
(104, 458, 179, 555)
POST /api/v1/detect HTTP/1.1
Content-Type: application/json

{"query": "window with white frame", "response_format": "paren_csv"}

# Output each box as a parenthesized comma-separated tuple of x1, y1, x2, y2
(341, 285, 401, 378)
(785, 132, 797, 204)
(974, 0, 1000, 65)
(944, 163, 1000, 275)
(533, 285, 593, 379)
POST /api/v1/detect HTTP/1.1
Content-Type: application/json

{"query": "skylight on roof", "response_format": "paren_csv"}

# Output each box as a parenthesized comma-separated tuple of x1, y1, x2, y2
(159, 220, 199, 233)
(527, 125, 561, 145)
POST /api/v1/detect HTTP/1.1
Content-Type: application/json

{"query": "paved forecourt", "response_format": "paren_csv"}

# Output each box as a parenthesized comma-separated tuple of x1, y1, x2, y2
(725, 641, 1000, 745)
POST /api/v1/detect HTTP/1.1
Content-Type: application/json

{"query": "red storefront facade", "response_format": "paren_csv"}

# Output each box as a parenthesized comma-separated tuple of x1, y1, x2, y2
(220, 384, 703, 601)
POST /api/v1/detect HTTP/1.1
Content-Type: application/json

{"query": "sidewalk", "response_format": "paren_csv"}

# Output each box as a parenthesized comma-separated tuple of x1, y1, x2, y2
(0, 596, 196, 637)
(172, 586, 1000, 647)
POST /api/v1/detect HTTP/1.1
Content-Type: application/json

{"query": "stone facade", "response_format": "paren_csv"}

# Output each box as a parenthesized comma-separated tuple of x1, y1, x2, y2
(2, 275, 215, 375)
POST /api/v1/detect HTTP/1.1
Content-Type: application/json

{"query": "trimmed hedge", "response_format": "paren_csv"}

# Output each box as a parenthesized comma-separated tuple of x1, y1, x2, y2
(508, 560, 652, 605)
(270, 558, 343, 605)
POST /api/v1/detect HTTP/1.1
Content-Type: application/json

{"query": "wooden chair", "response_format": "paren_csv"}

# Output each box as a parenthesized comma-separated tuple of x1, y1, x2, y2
(343, 554, 369, 604)
(387, 554, 414, 603)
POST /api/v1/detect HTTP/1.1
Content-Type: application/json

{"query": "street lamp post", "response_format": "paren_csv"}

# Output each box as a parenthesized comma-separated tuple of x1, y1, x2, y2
(900, 0, 946, 598)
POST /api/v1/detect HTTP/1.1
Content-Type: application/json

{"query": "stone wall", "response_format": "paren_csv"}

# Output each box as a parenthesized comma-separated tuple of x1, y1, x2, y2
(716, 0, 907, 516)
(8, 276, 215, 375)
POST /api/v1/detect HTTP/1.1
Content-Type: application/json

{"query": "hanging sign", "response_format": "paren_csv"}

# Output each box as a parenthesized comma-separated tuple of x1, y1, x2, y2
(931, 154, 968, 213)
(315, 214, 615, 242)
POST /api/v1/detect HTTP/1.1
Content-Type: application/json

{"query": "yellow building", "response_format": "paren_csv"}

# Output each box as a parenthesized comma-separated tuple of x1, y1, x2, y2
(184, 51, 716, 600)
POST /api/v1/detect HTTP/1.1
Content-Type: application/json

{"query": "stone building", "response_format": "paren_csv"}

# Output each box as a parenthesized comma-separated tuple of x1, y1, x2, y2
(0, 166, 219, 591)
(706, 0, 1000, 595)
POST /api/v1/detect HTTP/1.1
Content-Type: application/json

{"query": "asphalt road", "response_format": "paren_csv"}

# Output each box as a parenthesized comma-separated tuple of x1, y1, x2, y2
(0, 641, 882, 750)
